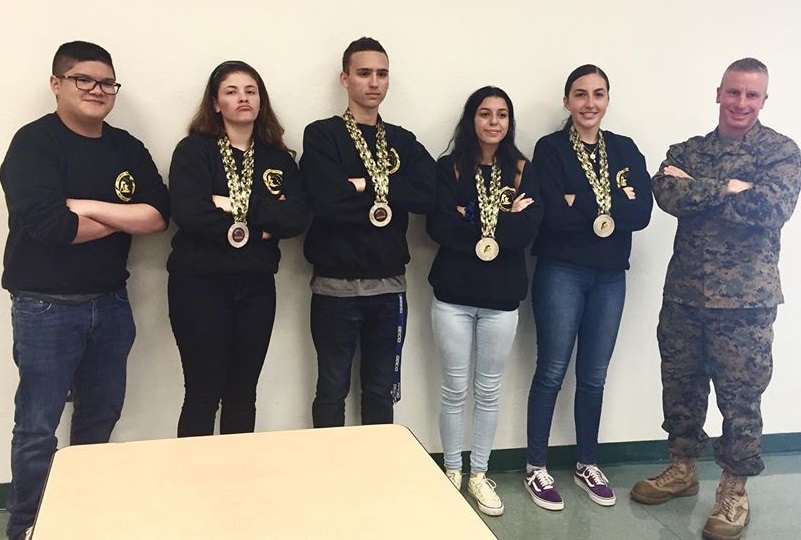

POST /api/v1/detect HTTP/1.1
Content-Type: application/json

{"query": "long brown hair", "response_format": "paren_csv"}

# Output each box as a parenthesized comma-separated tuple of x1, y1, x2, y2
(188, 60, 294, 156)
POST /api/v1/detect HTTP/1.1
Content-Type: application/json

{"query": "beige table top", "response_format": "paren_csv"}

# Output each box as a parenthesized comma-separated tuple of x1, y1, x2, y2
(33, 424, 497, 539)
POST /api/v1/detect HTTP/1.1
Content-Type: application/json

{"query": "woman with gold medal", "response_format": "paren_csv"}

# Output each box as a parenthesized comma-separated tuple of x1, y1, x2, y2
(167, 61, 309, 437)
(523, 65, 652, 511)
(426, 86, 543, 516)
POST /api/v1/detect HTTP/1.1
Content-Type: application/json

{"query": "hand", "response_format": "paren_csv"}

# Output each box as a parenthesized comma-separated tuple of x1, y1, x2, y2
(456, 205, 466, 217)
(564, 194, 576, 206)
(663, 165, 692, 179)
(212, 195, 232, 213)
(726, 178, 754, 194)
(622, 186, 636, 200)
(511, 192, 535, 213)
(348, 177, 367, 193)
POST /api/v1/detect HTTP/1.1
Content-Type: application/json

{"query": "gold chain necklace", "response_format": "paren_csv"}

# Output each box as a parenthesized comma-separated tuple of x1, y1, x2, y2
(569, 126, 615, 237)
(342, 109, 392, 227)
(474, 162, 502, 261)
(218, 135, 255, 247)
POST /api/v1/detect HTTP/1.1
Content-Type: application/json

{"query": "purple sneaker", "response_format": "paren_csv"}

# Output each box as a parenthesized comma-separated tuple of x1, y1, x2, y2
(523, 468, 564, 511)
(574, 464, 616, 506)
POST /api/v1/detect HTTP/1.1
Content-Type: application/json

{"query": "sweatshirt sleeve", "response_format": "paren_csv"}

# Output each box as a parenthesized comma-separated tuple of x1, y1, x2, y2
(299, 121, 373, 226)
(533, 135, 594, 232)
(495, 162, 544, 250)
(0, 124, 78, 246)
(426, 157, 481, 256)
(168, 135, 241, 246)
(608, 136, 652, 232)
(127, 136, 170, 222)
(246, 151, 310, 239)
(387, 132, 436, 214)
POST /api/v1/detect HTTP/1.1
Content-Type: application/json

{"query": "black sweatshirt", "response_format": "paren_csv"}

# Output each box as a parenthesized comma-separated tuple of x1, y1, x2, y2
(427, 155, 544, 311)
(167, 133, 309, 275)
(300, 116, 436, 279)
(531, 129, 653, 270)
(1, 113, 170, 294)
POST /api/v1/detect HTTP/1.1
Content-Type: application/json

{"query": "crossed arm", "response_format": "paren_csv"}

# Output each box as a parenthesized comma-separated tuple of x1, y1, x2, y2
(67, 199, 167, 243)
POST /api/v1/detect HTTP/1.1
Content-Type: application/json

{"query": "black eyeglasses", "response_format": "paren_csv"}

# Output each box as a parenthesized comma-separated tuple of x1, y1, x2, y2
(56, 75, 122, 95)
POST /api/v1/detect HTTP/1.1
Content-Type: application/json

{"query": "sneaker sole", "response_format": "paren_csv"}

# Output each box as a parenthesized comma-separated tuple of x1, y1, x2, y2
(630, 481, 700, 505)
(574, 476, 616, 506)
(522, 477, 564, 511)
(468, 490, 504, 516)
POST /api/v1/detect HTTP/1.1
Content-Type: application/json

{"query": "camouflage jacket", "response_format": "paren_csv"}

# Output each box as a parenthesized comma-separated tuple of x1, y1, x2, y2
(652, 122, 801, 308)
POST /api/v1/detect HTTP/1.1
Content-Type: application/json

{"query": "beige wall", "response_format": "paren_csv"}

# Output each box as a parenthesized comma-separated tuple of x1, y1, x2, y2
(1, 0, 800, 481)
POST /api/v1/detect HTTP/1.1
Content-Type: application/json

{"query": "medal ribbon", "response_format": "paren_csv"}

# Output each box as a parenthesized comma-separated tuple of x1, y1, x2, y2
(475, 162, 503, 239)
(342, 109, 390, 204)
(569, 126, 611, 215)
(218, 136, 255, 223)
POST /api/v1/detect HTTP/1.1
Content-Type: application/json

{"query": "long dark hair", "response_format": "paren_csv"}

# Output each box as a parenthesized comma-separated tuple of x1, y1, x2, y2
(188, 60, 294, 156)
(446, 86, 525, 177)
(562, 64, 610, 130)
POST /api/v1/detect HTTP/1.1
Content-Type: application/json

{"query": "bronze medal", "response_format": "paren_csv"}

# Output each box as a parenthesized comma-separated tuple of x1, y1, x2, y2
(369, 202, 392, 227)
(592, 214, 615, 238)
(475, 237, 499, 262)
(228, 222, 249, 248)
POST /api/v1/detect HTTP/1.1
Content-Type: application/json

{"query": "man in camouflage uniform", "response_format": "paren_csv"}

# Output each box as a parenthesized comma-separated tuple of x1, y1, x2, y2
(631, 58, 801, 540)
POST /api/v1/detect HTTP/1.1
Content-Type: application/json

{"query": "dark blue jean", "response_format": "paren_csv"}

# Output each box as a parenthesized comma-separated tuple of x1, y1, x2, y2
(526, 259, 625, 466)
(310, 293, 407, 428)
(6, 289, 135, 539)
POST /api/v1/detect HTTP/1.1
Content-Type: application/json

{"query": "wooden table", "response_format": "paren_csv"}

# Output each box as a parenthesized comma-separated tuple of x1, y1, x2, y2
(33, 424, 497, 539)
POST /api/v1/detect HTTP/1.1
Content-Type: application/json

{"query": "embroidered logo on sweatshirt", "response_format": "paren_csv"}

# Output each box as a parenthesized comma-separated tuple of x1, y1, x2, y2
(115, 171, 135, 202)
(499, 186, 517, 212)
(263, 169, 283, 195)
(388, 148, 400, 174)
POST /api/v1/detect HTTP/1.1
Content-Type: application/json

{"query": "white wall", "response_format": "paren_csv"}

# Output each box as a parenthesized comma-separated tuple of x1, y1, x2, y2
(1, 0, 800, 482)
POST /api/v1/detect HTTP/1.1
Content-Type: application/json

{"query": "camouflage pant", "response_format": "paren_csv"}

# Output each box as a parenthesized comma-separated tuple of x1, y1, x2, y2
(657, 300, 777, 476)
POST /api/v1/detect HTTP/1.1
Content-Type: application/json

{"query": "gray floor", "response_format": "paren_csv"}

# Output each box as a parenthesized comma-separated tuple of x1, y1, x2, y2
(471, 455, 801, 539)
(1, 454, 798, 539)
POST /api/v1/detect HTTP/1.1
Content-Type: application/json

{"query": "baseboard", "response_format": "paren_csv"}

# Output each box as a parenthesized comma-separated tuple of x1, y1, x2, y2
(3, 432, 800, 510)
(428, 431, 801, 472)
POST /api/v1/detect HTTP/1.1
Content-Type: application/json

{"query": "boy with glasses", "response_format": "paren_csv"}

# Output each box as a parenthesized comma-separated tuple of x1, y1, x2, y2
(0, 41, 170, 540)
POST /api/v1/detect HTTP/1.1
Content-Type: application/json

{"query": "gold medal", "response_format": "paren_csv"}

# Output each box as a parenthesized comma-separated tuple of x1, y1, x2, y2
(474, 163, 503, 262)
(228, 222, 249, 248)
(369, 202, 392, 227)
(475, 237, 499, 261)
(593, 214, 615, 238)
(218, 136, 255, 248)
(342, 110, 393, 229)
(570, 127, 615, 238)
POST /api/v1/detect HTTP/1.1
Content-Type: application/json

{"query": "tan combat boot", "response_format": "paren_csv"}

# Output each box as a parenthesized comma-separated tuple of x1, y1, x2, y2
(702, 471, 749, 540)
(630, 456, 699, 504)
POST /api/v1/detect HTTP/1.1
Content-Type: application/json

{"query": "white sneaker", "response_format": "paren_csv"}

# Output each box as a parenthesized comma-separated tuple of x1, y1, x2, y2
(468, 473, 504, 516)
(445, 469, 462, 490)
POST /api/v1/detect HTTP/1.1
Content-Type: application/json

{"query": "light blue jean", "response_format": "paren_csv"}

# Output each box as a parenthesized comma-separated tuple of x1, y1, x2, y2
(432, 298, 518, 473)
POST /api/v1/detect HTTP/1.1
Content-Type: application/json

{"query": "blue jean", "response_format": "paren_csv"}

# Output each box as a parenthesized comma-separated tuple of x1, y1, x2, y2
(6, 289, 135, 539)
(310, 293, 407, 427)
(432, 298, 517, 473)
(526, 259, 625, 466)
